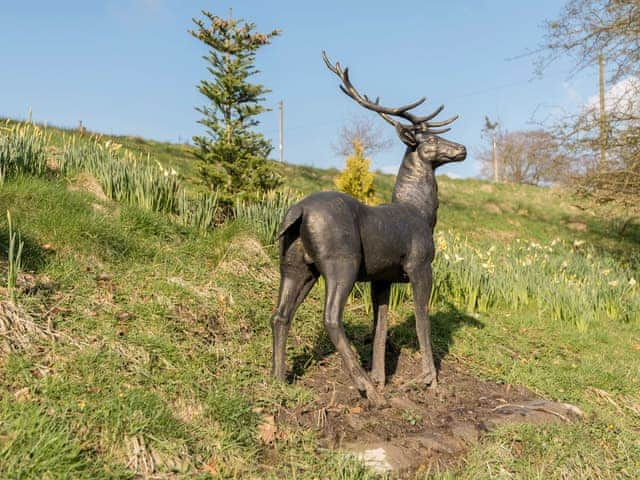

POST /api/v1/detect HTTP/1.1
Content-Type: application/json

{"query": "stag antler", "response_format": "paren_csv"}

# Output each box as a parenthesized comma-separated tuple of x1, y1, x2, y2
(322, 51, 458, 135)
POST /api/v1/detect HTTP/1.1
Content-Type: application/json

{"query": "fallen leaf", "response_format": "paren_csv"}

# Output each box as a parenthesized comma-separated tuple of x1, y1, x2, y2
(257, 414, 277, 444)
(202, 458, 218, 475)
(350, 406, 363, 414)
(14, 387, 31, 402)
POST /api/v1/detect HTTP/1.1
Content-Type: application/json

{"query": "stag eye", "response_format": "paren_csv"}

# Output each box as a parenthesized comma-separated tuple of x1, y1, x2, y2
(421, 137, 436, 148)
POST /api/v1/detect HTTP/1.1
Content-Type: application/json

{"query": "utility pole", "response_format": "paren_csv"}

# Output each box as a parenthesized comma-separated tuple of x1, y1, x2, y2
(278, 100, 284, 163)
(483, 116, 499, 182)
(492, 136, 498, 182)
(598, 54, 607, 171)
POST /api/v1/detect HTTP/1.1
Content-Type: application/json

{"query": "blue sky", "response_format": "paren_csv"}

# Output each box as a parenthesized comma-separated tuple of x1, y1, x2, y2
(0, 0, 600, 177)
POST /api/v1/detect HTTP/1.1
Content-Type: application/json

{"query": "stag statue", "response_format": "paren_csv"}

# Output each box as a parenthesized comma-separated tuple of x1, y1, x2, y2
(271, 52, 466, 406)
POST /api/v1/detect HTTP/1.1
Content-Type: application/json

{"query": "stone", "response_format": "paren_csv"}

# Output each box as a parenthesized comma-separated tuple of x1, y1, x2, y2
(485, 400, 584, 428)
(567, 221, 588, 231)
(484, 202, 502, 214)
(346, 442, 416, 474)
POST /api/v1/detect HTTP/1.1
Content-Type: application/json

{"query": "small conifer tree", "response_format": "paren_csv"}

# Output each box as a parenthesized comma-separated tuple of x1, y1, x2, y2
(334, 140, 376, 204)
(189, 11, 281, 200)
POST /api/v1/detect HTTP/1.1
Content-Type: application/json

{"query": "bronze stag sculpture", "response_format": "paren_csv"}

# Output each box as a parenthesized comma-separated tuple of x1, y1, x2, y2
(271, 52, 466, 406)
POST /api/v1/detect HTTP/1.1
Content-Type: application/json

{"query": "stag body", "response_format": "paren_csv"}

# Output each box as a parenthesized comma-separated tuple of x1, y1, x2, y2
(271, 54, 466, 405)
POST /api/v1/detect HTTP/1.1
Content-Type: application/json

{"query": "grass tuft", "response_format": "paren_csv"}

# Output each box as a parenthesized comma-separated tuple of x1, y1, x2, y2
(0, 121, 49, 178)
(233, 189, 300, 245)
(5, 211, 23, 301)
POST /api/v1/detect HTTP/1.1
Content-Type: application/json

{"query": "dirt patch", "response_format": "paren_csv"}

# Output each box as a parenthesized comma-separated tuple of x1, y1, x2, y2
(218, 235, 276, 284)
(277, 351, 582, 476)
(567, 221, 588, 232)
(68, 172, 108, 201)
(484, 202, 502, 214)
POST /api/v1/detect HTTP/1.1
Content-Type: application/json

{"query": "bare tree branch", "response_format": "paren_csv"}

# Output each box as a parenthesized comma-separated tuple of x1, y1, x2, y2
(331, 115, 393, 158)
(537, 0, 640, 210)
(477, 129, 574, 185)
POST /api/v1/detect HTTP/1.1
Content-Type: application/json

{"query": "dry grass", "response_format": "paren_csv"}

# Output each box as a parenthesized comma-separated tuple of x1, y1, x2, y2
(0, 299, 56, 354)
(122, 434, 192, 479)
(218, 235, 277, 284)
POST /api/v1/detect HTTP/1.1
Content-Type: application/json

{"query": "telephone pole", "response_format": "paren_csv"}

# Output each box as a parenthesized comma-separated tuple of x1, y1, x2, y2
(492, 136, 498, 182)
(278, 100, 284, 163)
(598, 54, 607, 171)
(483, 116, 499, 182)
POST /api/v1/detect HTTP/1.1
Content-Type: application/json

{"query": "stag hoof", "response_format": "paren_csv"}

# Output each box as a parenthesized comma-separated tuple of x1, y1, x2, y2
(423, 372, 438, 389)
(370, 370, 385, 388)
(364, 384, 387, 408)
(401, 373, 438, 391)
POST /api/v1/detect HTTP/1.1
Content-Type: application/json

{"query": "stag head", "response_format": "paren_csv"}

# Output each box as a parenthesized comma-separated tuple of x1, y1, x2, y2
(323, 52, 466, 169)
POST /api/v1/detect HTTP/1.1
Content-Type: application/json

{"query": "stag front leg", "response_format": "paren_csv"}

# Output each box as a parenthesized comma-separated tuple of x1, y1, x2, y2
(322, 261, 385, 406)
(271, 270, 317, 381)
(408, 264, 438, 388)
(371, 281, 390, 387)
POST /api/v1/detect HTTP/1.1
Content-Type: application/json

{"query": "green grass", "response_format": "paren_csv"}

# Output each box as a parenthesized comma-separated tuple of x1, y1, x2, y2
(0, 120, 639, 478)
(2, 117, 200, 182)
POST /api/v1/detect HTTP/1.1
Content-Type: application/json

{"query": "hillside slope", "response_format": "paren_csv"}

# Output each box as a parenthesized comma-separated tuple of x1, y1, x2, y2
(1, 117, 397, 198)
(0, 121, 639, 478)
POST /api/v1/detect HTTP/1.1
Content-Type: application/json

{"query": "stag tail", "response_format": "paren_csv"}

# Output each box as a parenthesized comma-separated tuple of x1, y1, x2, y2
(278, 204, 303, 239)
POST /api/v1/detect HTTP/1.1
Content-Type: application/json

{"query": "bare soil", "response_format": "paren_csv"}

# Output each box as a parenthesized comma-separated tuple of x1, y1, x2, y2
(277, 349, 581, 476)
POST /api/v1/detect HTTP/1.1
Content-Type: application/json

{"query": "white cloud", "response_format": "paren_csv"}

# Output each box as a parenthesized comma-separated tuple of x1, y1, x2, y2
(585, 76, 640, 117)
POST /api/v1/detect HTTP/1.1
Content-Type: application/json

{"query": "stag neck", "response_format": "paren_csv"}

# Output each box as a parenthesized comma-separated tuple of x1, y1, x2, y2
(391, 148, 439, 225)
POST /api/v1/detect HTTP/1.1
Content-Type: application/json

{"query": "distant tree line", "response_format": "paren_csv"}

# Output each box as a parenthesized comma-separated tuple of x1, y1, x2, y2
(478, 0, 639, 214)
(477, 128, 573, 185)
(540, 0, 640, 210)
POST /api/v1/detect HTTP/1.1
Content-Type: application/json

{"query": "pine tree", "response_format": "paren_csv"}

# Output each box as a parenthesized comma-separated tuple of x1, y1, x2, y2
(334, 140, 376, 204)
(189, 11, 281, 199)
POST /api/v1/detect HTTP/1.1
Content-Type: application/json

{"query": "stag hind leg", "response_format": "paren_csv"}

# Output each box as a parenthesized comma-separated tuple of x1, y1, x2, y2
(320, 260, 386, 406)
(408, 264, 438, 388)
(271, 238, 317, 381)
(370, 281, 391, 387)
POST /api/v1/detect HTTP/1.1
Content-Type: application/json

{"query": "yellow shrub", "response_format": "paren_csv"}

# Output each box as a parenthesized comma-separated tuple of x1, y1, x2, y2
(334, 140, 376, 204)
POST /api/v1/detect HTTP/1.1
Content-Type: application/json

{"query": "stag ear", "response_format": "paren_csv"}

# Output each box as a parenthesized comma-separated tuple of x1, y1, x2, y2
(395, 124, 417, 147)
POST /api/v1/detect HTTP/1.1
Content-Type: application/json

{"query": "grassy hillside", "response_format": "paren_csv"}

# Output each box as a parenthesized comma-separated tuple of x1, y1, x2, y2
(0, 121, 639, 479)
(0, 117, 398, 198)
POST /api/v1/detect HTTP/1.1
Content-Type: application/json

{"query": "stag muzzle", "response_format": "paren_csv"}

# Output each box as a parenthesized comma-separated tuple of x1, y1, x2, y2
(441, 139, 467, 164)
